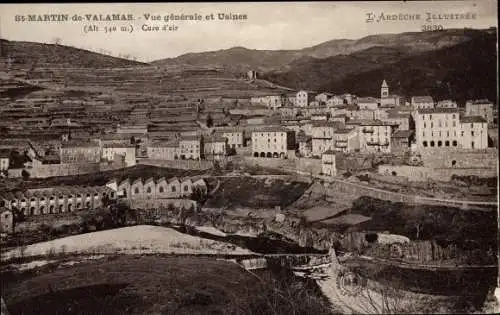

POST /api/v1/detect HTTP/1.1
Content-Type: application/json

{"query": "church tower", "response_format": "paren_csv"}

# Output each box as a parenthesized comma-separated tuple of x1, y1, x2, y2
(381, 80, 389, 98)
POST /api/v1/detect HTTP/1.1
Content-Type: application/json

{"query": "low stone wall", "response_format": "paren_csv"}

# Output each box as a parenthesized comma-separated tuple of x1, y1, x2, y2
(378, 164, 497, 182)
(27, 163, 100, 178)
(244, 156, 322, 175)
(419, 148, 498, 169)
(127, 198, 196, 211)
(138, 158, 214, 170)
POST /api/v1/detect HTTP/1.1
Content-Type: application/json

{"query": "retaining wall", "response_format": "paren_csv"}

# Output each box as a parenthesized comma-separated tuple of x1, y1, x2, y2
(378, 165, 497, 181)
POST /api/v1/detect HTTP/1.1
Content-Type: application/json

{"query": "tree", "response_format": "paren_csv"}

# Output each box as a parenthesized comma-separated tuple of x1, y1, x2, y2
(206, 114, 213, 128)
(190, 186, 207, 205)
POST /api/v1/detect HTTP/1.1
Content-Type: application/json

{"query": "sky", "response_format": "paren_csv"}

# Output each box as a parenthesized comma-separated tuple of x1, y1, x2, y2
(0, 1, 497, 62)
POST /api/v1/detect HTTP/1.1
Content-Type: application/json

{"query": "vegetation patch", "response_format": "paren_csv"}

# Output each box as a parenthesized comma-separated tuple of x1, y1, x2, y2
(2, 255, 336, 315)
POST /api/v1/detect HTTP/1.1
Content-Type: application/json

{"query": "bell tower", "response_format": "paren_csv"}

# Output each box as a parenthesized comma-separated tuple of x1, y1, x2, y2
(381, 80, 389, 98)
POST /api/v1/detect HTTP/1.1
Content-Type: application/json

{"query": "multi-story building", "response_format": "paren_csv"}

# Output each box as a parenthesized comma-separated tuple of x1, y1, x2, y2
(221, 129, 245, 149)
(415, 108, 460, 149)
(391, 130, 414, 153)
(251, 127, 295, 158)
(326, 95, 344, 107)
(203, 135, 228, 159)
(436, 100, 458, 109)
(311, 121, 335, 157)
(357, 97, 379, 110)
(60, 141, 101, 163)
(147, 141, 180, 160)
(465, 99, 494, 124)
(0, 150, 9, 171)
(250, 94, 286, 109)
(101, 143, 137, 166)
(411, 96, 434, 110)
(321, 151, 337, 176)
(297, 132, 312, 157)
(333, 128, 359, 152)
(459, 116, 488, 149)
(179, 136, 202, 160)
(348, 120, 393, 153)
(296, 91, 317, 107)
(380, 112, 411, 131)
(315, 92, 333, 105)
(296, 90, 309, 108)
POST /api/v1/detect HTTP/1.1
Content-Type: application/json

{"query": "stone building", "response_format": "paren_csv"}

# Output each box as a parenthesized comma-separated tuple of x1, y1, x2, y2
(356, 97, 379, 111)
(110, 176, 207, 200)
(147, 141, 180, 160)
(391, 130, 414, 153)
(415, 108, 460, 150)
(179, 136, 202, 160)
(459, 116, 488, 149)
(251, 127, 295, 158)
(311, 121, 335, 157)
(465, 99, 494, 125)
(60, 141, 101, 163)
(321, 150, 337, 176)
(411, 96, 435, 110)
(436, 100, 458, 109)
(0, 150, 10, 171)
(219, 128, 245, 149)
(348, 120, 393, 153)
(102, 143, 137, 167)
(333, 128, 359, 152)
(203, 135, 228, 159)
(0, 186, 116, 217)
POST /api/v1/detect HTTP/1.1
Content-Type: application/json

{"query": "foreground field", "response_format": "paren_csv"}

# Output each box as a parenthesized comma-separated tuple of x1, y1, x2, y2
(1, 255, 336, 315)
(1, 225, 254, 261)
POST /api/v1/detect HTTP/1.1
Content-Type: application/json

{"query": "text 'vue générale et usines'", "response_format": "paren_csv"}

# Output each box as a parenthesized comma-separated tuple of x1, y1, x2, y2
(14, 13, 249, 23)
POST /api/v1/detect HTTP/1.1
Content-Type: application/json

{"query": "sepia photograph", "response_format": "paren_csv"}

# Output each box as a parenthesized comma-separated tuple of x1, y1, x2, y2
(0, 1, 498, 314)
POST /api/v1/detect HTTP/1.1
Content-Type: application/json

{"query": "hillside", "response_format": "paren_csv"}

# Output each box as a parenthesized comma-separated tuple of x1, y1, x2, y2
(152, 28, 486, 73)
(262, 29, 497, 105)
(0, 39, 147, 69)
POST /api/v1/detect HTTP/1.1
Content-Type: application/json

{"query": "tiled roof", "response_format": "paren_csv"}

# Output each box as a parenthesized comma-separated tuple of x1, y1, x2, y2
(460, 116, 487, 123)
(417, 108, 459, 114)
(391, 130, 414, 138)
(412, 96, 434, 103)
(60, 141, 99, 148)
(357, 97, 379, 103)
(466, 99, 492, 105)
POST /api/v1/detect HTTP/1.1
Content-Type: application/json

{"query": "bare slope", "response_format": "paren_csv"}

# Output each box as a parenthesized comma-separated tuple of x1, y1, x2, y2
(151, 28, 482, 73)
(0, 39, 147, 69)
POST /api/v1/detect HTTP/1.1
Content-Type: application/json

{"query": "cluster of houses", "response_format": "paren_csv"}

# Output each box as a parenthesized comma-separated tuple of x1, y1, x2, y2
(248, 80, 494, 160)
(0, 79, 495, 180)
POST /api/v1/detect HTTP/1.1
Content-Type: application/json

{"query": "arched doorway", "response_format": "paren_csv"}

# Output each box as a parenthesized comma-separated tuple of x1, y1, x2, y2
(280, 153, 285, 159)
(273, 152, 279, 158)
(266, 152, 272, 158)
(260, 152, 265, 158)
(253, 152, 259, 157)
(50, 205, 55, 214)
(68, 204, 73, 212)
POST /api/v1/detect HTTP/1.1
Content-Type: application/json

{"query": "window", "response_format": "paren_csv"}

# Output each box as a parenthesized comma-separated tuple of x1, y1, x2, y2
(452, 114, 456, 119)
(172, 186, 176, 192)
(447, 131, 449, 137)
(471, 141, 475, 149)
(438, 141, 442, 147)
(471, 123, 474, 128)
(461, 131, 464, 137)
(159, 186, 164, 193)
(423, 141, 428, 147)
(445, 141, 450, 146)
(430, 141, 435, 147)
(452, 121, 456, 127)
(422, 131, 425, 137)
(471, 131, 475, 137)
(431, 122, 433, 128)
(424, 122, 426, 128)
(452, 140, 458, 147)
(184, 185, 189, 192)
(134, 187, 139, 194)
(147, 187, 152, 194)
